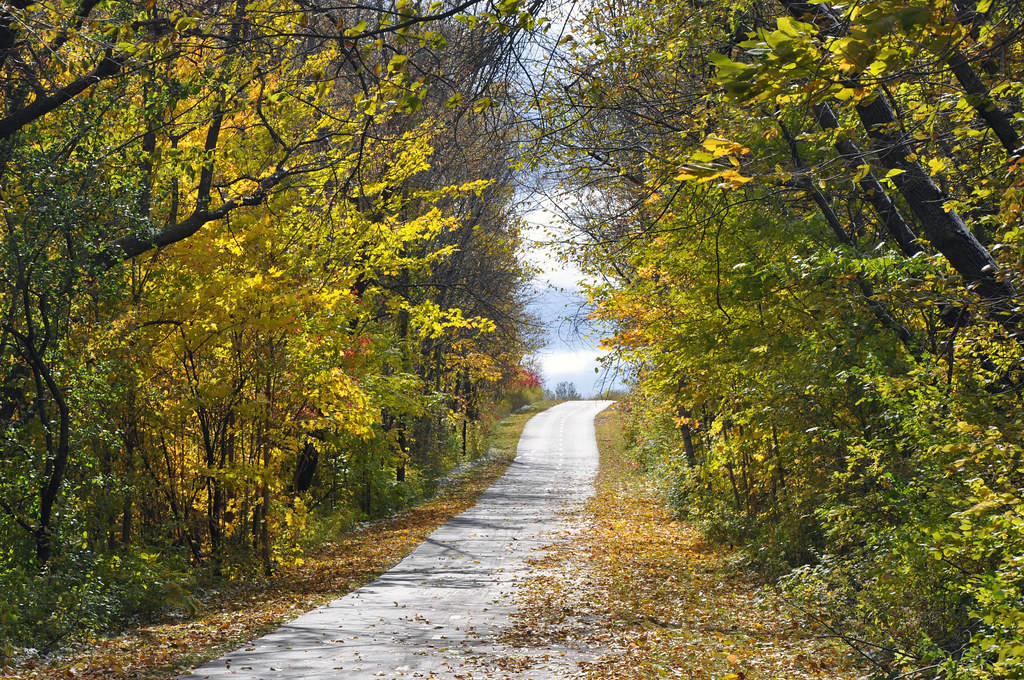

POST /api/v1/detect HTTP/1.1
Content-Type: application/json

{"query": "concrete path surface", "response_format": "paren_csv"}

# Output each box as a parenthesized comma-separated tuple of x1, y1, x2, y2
(182, 400, 614, 680)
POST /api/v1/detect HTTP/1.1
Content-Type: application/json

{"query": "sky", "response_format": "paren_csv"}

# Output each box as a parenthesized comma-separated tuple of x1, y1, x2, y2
(505, 3, 629, 397)
(520, 206, 628, 398)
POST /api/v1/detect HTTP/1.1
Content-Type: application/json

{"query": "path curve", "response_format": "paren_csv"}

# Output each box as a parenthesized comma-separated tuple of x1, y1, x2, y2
(182, 400, 613, 680)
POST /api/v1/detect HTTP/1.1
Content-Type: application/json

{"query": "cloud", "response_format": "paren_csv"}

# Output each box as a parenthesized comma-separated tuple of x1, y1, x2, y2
(536, 348, 606, 376)
(530, 347, 626, 397)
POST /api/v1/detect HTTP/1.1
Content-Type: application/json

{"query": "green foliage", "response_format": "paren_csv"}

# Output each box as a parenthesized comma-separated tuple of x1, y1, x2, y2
(532, 0, 1024, 675)
(0, 549, 195, 654)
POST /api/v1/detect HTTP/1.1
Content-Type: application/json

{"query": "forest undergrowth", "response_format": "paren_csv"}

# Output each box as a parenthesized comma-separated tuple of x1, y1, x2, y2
(3, 403, 549, 680)
(506, 405, 861, 680)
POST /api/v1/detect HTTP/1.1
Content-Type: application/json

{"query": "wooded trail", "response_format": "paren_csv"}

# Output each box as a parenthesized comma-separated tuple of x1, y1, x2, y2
(182, 401, 612, 680)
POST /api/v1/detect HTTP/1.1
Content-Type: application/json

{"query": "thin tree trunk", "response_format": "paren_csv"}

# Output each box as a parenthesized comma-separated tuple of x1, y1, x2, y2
(947, 50, 1022, 154)
(725, 463, 743, 513)
(776, 117, 919, 351)
(260, 478, 271, 576)
(778, 0, 1020, 335)
(781, 0, 1022, 155)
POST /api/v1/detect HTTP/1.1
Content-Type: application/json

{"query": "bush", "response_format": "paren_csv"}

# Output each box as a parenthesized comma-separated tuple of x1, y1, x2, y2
(0, 547, 194, 656)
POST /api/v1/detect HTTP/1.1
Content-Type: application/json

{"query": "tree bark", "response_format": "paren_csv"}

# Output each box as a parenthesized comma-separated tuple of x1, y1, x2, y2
(799, 175, 919, 351)
(680, 424, 697, 467)
(780, 0, 1022, 156)
(947, 50, 1022, 155)
(0, 54, 123, 141)
(776, 116, 920, 351)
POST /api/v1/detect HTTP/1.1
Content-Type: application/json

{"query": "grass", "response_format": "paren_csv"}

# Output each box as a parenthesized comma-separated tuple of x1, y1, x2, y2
(506, 403, 862, 680)
(6, 401, 554, 680)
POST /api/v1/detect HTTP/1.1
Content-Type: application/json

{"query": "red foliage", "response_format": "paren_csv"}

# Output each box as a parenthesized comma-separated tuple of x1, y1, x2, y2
(513, 367, 542, 390)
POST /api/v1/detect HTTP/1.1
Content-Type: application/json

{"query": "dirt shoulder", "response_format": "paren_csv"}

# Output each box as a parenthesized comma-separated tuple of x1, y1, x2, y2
(504, 404, 862, 680)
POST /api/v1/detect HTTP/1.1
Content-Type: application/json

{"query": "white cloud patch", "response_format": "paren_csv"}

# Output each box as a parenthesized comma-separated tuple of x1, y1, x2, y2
(517, 192, 630, 395)
(536, 348, 606, 377)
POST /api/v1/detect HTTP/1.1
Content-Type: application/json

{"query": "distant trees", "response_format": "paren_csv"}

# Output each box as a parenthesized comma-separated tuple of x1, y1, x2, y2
(533, 0, 1024, 675)
(553, 381, 581, 400)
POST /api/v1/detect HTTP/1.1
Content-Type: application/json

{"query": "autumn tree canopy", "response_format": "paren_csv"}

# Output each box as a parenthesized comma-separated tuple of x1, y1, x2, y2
(0, 0, 543, 651)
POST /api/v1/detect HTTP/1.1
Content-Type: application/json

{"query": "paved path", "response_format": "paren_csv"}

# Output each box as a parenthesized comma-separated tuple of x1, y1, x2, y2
(182, 400, 613, 680)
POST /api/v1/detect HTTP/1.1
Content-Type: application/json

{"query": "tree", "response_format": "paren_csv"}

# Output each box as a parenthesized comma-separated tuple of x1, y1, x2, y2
(528, 0, 1024, 674)
(0, 0, 545, 652)
(554, 381, 581, 400)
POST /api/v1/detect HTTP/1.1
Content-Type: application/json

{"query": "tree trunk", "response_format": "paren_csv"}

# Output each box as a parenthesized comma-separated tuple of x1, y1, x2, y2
(855, 92, 1018, 324)
(811, 103, 923, 257)
(260, 478, 271, 576)
(781, 0, 1021, 156)
(947, 50, 1021, 154)
(776, 116, 919, 350)
(293, 441, 319, 493)
(681, 425, 697, 467)
(778, 0, 1021, 335)
(26, 328, 71, 566)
